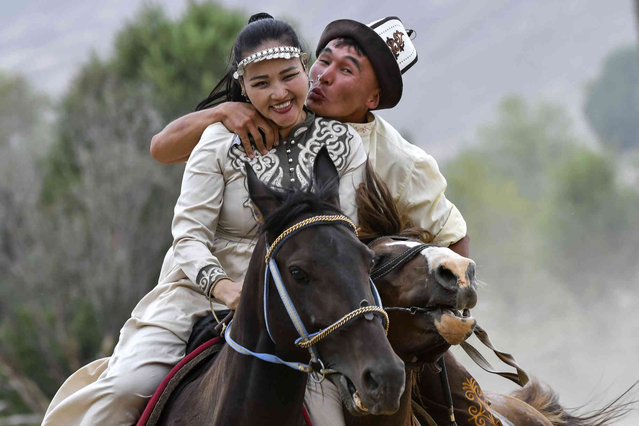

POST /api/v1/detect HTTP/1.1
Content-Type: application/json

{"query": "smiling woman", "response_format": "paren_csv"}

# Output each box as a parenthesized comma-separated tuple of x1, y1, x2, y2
(239, 41, 309, 139)
(42, 12, 371, 426)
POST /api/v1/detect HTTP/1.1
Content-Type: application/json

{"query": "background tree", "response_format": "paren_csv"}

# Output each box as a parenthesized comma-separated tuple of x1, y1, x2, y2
(444, 95, 639, 308)
(541, 149, 639, 299)
(584, 45, 639, 153)
(0, 3, 246, 420)
(0, 71, 55, 419)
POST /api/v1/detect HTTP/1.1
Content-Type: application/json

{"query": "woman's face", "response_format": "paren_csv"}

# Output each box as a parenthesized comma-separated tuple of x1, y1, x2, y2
(241, 40, 309, 139)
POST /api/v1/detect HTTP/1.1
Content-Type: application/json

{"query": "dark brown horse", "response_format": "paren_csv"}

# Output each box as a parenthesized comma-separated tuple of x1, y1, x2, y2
(345, 164, 636, 426)
(158, 149, 405, 425)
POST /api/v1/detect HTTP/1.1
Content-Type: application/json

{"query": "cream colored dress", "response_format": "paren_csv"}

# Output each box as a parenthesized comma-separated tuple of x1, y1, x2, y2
(42, 111, 366, 426)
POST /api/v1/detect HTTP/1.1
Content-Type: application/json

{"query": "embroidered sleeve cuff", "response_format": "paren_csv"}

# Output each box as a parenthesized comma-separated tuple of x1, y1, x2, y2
(196, 264, 229, 297)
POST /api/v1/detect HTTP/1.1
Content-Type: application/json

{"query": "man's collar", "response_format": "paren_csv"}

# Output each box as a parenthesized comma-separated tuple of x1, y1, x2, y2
(346, 112, 376, 136)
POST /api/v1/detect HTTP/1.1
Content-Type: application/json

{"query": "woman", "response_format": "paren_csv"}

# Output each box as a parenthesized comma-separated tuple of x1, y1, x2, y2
(43, 14, 366, 425)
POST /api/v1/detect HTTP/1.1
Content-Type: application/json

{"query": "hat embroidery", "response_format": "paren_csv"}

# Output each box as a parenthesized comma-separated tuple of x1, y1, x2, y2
(385, 31, 405, 59)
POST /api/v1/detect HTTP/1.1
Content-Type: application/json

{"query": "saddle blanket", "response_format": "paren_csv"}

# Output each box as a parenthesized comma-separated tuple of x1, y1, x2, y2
(136, 336, 313, 426)
(137, 337, 224, 425)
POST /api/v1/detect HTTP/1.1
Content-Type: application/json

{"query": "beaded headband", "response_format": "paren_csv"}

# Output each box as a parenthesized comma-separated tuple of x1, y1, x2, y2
(233, 46, 307, 79)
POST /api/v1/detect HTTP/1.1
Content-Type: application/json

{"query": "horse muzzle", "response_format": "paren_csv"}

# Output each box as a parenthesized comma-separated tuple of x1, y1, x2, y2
(329, 355, 406, 416)
(433, 308, 477, 345)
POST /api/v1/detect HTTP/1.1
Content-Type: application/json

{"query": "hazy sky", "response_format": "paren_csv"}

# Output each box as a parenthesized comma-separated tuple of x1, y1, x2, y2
(1, 0, 636, 157)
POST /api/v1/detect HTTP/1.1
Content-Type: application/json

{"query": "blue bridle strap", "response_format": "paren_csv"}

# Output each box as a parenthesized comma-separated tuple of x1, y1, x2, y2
(264, 257, 321, 364)
(227, 214, 387, 376)
(224, 320, 313, 373)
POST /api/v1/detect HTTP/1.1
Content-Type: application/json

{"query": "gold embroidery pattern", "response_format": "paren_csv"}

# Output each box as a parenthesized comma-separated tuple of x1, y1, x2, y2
(462, 377, 502, 426)
(385, 31, 405, 59)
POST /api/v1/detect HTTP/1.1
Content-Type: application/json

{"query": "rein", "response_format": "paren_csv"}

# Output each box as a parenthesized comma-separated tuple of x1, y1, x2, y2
(225, 214, 389, 382)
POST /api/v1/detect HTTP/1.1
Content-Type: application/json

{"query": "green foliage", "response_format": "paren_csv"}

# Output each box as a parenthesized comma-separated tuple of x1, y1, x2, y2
(1, 305, 66, 397)
(1, 2, 249, 416)
(584, 45, 639, 152)
(0, 71, 50, 149)
(112, 2, 245, 121)
(477, 96, 579, 199)
(542, 149, 639, 295)
(446, 150, 535, 268)
(444, 95, 639, 304)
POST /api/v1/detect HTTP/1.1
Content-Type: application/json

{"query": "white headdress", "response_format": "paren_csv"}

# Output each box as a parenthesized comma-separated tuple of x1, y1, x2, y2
(233, 46, 307, 79)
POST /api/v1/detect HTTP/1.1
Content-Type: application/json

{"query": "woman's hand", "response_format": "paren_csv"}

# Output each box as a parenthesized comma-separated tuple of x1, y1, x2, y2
(212, 279, 243, 310)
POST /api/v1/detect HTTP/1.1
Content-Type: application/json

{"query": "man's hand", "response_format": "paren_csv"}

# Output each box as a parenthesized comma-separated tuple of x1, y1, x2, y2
(150, 102, 279, 164)
(212, 278, 243, 310)
(218, 103, 279, 158)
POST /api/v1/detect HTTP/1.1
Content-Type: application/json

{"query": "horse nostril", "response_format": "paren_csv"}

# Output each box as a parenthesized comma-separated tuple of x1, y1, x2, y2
(363, 369, 381, 393)
(435, 265, 457, 288)
(457, 286, 478, 309)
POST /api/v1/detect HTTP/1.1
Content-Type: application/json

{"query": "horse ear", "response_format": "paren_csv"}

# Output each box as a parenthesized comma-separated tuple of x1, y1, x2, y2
(312, 146, 340, 208)
(246, 162, 281, 217)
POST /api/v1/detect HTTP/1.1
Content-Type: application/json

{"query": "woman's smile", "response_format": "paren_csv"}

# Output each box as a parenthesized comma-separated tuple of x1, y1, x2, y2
(271, 99, 293, 113)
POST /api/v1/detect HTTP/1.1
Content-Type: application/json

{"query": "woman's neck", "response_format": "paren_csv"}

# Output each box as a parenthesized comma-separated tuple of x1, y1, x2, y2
(278, 110, 307, 140)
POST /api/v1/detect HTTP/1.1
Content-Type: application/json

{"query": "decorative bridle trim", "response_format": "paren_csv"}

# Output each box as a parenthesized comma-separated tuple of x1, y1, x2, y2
(233, 46, 307, 79)
(264, 214, 357, 263)
(296, 305, 389, 349)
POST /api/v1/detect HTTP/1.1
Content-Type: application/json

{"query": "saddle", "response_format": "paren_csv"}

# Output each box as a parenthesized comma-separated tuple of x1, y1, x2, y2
(137, 336, 224, 426)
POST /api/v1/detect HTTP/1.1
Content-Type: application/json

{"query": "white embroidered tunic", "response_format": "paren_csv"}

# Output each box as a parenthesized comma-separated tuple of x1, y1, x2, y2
(349, 113, 467, 246)
(160, 111, 366, 311)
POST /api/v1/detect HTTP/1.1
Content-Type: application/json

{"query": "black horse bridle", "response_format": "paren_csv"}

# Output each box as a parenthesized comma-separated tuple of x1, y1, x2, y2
(369, 236, 433, 281)
(369, 236, 439, 316)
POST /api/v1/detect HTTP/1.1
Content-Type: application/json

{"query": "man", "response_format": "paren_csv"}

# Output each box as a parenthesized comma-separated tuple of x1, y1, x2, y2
(151, 16, 496, 426)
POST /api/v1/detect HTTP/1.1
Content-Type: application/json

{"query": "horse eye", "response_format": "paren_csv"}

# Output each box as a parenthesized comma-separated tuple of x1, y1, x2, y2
(369, 257, 377, 272)
(372, 254, 386, 268)
(289, 266, 310, 284)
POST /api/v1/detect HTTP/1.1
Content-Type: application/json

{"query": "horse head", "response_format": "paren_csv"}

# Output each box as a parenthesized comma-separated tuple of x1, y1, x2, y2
(243, 147, 405, 416)
(355, 163, 477, 366)
(368, 236, 478, 364)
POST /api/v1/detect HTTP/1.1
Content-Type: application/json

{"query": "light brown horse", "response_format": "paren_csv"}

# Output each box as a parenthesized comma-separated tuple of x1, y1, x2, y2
(341, 164, 479, 426)
(346, 164, 636, 426)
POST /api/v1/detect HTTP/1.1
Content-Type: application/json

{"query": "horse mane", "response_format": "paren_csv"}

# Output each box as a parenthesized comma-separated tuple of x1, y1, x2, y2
(259, 178, 342, 240)
(511, 378, 639, 426)
(356, 161, 433, 243)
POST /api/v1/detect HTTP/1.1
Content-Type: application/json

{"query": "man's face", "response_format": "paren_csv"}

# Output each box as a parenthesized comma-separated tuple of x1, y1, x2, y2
(306, 39, 380, 123)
